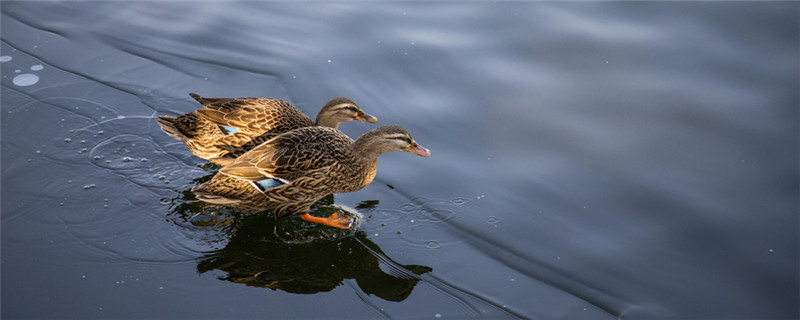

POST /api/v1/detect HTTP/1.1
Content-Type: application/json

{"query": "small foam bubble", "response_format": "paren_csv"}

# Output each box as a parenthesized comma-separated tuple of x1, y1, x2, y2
(30, 64, 43, 71)
(13, 73, 39, 86)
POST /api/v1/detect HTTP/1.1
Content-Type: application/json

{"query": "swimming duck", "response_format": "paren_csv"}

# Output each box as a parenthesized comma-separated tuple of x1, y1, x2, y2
(192, 125, 431, 229)
(157, 93, 377, 166)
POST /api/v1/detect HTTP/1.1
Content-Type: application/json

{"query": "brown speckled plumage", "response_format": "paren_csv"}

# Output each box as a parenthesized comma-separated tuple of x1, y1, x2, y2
(156, 112, 229, 160)
(192, 125, 430, 219)
(157, 93, 376, 166)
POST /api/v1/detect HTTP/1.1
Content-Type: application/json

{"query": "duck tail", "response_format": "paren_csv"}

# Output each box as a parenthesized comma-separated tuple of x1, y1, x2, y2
(191, 183, 241, 205)
(190, 93, 233, 106)
(188, 92, 206, 104)
(157, 116, 189, 142)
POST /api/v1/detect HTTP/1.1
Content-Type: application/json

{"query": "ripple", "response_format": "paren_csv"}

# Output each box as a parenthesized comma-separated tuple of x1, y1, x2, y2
(425, 240, 442, 249)
(13, 73, 39, 86)
(398, 203, 417, 213)
(88, 134, 204, 190)
(451, 197, 471, 206)
(485, 216, 503, 225)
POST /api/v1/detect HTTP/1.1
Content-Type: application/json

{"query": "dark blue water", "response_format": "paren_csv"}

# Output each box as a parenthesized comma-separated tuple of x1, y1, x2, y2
(2, 2, 797, 319)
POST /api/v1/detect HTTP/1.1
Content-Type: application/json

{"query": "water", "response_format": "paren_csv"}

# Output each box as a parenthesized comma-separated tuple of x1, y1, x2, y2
(2, 2, 797, 319)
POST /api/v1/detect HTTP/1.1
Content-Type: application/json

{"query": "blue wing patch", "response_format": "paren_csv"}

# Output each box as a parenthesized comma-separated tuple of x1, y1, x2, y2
(219, 125, 239, 135)
(250, 179, 284, 192)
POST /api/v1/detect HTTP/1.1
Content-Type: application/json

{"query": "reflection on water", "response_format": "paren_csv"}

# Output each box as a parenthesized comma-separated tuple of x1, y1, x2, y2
(198, 214, 431, 301)
(167, 173, 431, 302)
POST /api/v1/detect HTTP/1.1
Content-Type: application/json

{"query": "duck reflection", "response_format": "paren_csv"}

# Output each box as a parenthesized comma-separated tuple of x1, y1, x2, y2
(168, 173, 432, 302)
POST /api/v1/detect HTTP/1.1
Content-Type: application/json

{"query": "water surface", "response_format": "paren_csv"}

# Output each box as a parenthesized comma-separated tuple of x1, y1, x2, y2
(2, 2, 798, 319)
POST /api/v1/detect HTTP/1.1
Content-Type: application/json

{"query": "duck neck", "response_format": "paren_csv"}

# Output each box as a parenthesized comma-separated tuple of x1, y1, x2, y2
(314, 114, 341, 129)
(352, 137, 383, 161)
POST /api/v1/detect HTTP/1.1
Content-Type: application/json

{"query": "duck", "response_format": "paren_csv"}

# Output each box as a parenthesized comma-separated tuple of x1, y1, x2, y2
(192, 125, 431, 229)
(157, 93, 378, 166)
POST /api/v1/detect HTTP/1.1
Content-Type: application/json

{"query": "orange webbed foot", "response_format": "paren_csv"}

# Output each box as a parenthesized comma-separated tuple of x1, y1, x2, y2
(300, 212, 353, 229)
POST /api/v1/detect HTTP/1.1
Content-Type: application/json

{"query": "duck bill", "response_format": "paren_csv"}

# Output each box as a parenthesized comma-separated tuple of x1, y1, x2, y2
(356, 113, 379, 123)
(405, 144, 431, 157)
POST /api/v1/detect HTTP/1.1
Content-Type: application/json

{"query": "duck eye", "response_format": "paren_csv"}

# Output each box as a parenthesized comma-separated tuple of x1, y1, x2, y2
(338, 106, 358, 113)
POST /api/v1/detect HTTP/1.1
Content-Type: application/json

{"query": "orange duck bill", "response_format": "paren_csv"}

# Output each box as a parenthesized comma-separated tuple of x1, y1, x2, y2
(405, 143, 431, 157)
(356, 113, 378, 123)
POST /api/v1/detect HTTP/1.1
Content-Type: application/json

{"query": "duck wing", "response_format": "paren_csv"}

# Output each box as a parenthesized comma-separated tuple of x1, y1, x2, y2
(191, 93, 314, 133)
(219, 127, 353, 182)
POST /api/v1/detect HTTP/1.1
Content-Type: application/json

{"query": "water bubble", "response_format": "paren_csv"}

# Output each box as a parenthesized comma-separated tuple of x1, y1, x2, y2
(13, 74, 39, 86)
(93, 156, 103, 160)
(64, 138, 71, 143)
(117, 115, 125, 119)
(0, 56, 11, 62)
(327, 59, 332, 63)
(159, 198, 171, 205)
(80, 140, 87, 144)
(14, 69, 20, 73)
(97, 131, 105, 135)
(435, 314, 442, 318)
(83, 184, 96, 190)
(122, 157, 133, 162)
(140, 158, 148, 162)
(30, 64, 43, 71)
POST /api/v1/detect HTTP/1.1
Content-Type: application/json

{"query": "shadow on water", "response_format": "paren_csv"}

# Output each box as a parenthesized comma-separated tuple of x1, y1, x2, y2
(166, 170, 432, 302)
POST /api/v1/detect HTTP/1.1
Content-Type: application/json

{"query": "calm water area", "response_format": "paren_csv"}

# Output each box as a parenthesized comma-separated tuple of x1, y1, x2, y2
(2, 2, 798, 319)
